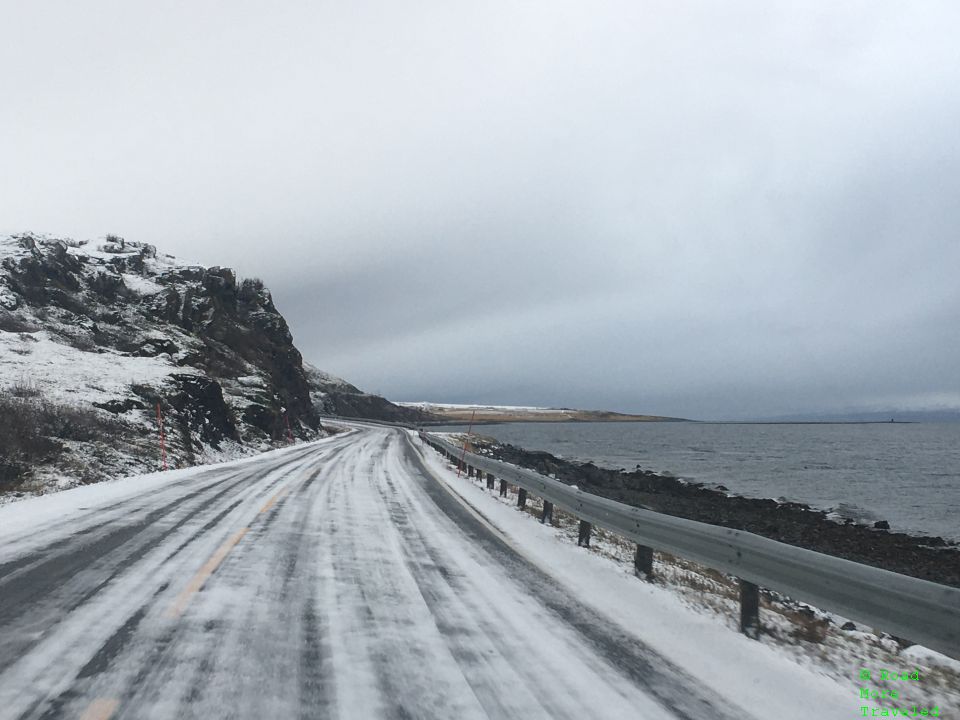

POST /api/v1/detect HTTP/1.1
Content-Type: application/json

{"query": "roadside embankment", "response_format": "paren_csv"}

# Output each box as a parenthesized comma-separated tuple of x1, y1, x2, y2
(470, 438, 960, 588)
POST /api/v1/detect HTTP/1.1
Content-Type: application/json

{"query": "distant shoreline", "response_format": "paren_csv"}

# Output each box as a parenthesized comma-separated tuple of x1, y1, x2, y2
(402, 402, 934, 425)
(402, 404, 689, 425)
(422, 418, 916, 426)
(419, 414, 690, 425)
(695, 420, 915, 425)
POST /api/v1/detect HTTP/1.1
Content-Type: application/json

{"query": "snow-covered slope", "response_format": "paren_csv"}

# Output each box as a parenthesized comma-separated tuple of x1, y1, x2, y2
(305, 362, 436, 424)
(0, 233, 323, 496)
(398, 402, 554, 412)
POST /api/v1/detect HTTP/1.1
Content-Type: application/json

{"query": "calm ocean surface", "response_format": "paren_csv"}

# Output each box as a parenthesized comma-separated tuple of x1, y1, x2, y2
(439, 422, 960, 541)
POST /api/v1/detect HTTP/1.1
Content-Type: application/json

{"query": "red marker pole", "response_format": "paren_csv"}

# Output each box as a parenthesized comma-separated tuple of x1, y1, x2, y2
(284, 411, 294, 444)
(457, 409, 476, 478)
(156, 403, 168, 471)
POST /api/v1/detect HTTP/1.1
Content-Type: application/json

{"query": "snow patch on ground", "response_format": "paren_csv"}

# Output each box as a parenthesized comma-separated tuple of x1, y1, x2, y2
(305, 367, 353, 388)
(0, 329, 185, 406)
(121, 273, 164, 295)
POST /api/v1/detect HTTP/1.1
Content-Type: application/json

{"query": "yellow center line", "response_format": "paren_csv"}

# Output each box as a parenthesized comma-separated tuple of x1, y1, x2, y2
(166, 528, 248, 618)
(80, 698, 119, 720)
(258, 487, 288, 514)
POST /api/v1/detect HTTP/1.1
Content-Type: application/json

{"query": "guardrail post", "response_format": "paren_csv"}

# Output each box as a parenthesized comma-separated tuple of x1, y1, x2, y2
(634, 545, 654, 579)
(578, 520, 592, 547)
(540, 501, 553, 525)
(499, 479, 507, 497)
(739, 579, 760, 638)
(517, 488, 527, 508)
(485, 472, 495, 490)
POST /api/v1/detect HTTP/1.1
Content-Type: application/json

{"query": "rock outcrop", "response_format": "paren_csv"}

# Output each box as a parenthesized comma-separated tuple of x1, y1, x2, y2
(0, 233, 417, 495)
(305, 364, 437, 424)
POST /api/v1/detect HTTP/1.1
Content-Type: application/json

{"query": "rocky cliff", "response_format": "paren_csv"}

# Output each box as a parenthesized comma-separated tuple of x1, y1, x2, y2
(0, 233, 420, 496)
(305, 364, 435, 424)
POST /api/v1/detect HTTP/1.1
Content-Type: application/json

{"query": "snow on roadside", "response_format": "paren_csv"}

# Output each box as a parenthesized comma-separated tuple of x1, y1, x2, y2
(0, 434, 343, 550)
(411, 432, 958, 717)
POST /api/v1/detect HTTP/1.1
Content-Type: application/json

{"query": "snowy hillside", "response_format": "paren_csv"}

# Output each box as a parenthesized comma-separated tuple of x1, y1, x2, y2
(397, 402, 555, 412)
(0, 233, 323, 496)
(305, 363, 437, 424)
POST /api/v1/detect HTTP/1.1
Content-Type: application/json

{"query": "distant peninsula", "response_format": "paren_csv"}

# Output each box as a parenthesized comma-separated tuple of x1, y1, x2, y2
(396, 402, 688, 424)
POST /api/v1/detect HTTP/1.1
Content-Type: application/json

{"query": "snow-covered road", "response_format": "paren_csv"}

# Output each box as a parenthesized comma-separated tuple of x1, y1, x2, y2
(0, 427, 850, 719)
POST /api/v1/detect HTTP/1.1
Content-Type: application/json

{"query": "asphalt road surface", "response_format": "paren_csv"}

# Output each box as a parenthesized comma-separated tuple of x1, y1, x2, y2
(0, 427, 753, 719)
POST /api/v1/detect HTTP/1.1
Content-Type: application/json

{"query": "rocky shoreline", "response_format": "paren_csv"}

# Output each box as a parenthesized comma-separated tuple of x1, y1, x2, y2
(473, 439, 960, 588)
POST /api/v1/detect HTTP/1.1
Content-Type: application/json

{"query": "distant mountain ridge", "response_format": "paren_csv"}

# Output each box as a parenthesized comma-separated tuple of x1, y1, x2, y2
(398, 402, 687, 423)
(305, 365, 435, 424)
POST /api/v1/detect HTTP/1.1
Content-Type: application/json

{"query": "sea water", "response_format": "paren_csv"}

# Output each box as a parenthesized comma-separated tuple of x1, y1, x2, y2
(441, 421, 960, 541)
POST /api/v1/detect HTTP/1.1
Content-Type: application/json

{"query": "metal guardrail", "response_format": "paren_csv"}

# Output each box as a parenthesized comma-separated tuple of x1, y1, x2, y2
(421, 432, 960, 660)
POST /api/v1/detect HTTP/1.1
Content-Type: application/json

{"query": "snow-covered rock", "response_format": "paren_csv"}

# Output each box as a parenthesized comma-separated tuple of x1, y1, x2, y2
(0, 233, 323, 496)
(304, 362, 434, 424)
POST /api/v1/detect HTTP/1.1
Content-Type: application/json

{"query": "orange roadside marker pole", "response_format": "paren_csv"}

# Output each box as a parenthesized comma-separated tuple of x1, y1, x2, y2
(156, 403, 168, 471)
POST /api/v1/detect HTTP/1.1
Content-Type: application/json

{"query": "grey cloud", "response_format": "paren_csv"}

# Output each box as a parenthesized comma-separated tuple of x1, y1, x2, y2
(2, 1, 959, 419)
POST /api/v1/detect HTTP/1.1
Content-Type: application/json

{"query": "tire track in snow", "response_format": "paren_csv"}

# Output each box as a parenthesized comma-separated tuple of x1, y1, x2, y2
(394, 433, 751, 720)
(4, 437, 351, 720)
(100, 437, 352, 719)
(0, 445, 328, 676)
(318, 437, 484, 720)
(312, 429, 662, 719)
(100, 445, 343, 718)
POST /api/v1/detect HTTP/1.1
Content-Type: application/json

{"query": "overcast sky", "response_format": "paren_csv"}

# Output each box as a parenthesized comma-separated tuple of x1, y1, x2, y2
(2, 1, 959, 419)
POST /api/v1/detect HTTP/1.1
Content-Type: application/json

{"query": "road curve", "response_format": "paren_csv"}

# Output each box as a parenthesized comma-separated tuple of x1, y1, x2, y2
(0, 427, 751, 719)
